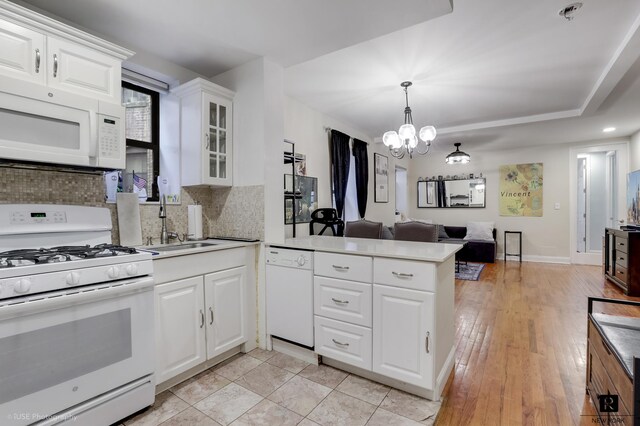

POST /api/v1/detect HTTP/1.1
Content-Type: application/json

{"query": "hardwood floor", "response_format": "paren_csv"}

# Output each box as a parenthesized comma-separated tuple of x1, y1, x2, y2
(437, 261, 640, 426)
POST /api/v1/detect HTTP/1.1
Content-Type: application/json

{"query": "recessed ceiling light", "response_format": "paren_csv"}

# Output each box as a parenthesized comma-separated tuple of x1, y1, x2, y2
(603, 127, 616, 133)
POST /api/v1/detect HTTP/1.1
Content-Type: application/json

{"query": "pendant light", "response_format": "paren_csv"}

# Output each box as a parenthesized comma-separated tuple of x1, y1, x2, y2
(445, 143, 471, 164)
(382, 81, 436, 159)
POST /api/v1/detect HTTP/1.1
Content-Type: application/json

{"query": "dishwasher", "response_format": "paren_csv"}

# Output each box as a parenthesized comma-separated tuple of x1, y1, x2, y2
(266, 247, 314, 348)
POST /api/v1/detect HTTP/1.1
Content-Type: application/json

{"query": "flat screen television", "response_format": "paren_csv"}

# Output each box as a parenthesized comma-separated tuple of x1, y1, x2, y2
(627, 169, 640, 228)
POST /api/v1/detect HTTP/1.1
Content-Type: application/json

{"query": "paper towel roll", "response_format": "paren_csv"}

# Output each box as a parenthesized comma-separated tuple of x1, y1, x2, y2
(188, 204, 203, 239)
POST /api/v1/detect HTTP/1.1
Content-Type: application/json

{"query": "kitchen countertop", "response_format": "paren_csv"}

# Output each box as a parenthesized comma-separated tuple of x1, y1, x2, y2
(267, 236, 463, 263)
(138, 238, 259, 259)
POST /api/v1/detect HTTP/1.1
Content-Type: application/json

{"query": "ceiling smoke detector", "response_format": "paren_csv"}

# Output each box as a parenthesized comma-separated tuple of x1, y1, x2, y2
(559, 2, 583, 21)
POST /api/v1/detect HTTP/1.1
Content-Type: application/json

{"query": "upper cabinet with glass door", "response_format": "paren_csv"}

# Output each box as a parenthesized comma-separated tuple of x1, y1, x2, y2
(173, 78, 234, 187)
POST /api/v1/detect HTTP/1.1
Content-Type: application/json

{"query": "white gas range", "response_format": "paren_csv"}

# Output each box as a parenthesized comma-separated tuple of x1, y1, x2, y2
(0, 204, 155, 426)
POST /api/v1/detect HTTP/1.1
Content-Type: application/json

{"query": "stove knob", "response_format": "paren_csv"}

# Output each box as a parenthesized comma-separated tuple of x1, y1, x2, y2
(107, 266, 120, 279)
(125, 264, 138, 276)
(296, 255, 306, 267)
(14, 278, 31, 294)
(66, 272, 80, 286)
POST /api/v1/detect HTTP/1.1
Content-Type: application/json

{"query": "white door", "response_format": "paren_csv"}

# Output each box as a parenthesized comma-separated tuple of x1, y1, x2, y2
(155, 276, 206, 384)
(372, 284, 434, 388)
(570, 143, 628, 265)
(0, 19, 45, 85)
(205, 267, 247, 359)
(202, 93, 232, 186)
(47, 36, 121, 103)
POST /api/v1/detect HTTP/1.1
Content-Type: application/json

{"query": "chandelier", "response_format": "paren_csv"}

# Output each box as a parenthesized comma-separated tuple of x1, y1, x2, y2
(382, 81, 436, 159)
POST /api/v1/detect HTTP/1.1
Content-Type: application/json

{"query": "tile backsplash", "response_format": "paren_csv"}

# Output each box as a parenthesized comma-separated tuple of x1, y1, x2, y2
(0, 165, 264, 244)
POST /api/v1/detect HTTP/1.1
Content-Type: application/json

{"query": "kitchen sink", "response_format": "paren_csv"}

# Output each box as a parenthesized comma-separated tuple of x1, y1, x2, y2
(150, 242, 218, 252)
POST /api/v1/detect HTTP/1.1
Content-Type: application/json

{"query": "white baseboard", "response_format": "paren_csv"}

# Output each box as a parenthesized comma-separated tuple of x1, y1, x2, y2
(497, 253, 571, 264)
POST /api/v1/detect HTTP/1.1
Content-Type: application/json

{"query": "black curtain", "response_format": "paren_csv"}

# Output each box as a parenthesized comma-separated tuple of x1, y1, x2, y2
(352, 139, 368, 218)
(330, 130, 351, 224)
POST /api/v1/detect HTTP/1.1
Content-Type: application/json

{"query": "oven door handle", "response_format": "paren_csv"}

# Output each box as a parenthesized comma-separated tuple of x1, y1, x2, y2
(0, 277, 154, 320)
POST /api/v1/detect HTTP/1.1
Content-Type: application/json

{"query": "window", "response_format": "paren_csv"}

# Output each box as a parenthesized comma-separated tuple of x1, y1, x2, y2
(121, 81, 159, 201)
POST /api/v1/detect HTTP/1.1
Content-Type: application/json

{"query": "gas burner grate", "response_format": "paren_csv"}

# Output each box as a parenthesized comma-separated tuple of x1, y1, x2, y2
(0, 244, 138, 268)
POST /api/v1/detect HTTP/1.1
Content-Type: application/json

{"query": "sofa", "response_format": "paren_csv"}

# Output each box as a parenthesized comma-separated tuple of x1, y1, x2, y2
(439, 226, 497, 263)
(381, 223, 496, 263)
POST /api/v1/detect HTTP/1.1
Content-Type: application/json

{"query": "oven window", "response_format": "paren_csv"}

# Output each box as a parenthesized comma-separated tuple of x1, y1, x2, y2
(0, 309, 132, 404)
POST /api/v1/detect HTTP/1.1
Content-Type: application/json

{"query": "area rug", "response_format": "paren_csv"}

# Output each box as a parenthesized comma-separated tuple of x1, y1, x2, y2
(456, 262, 485, 281)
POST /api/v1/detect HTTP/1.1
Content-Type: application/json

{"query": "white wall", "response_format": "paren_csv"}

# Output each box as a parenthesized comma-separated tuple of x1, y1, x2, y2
(408, 144, 571, 261)
(408, 139, 631, 261)
(213, 58, 285, 243)
(283, 97, 409, 237)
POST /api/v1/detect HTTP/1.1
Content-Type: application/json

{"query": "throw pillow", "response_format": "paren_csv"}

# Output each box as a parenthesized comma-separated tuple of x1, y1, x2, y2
(464, 221, 494, 241)
(438, 225, 449, 239)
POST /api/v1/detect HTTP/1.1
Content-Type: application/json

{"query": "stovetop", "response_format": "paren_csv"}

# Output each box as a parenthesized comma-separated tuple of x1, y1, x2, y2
(0, 244, 139, 269)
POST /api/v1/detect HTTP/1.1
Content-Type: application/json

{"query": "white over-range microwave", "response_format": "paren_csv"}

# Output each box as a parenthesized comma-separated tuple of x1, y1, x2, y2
(0, 78, 125, 169)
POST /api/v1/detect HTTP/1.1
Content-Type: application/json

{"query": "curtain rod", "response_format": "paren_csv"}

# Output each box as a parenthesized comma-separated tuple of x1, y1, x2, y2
(323, 127, 369, 145)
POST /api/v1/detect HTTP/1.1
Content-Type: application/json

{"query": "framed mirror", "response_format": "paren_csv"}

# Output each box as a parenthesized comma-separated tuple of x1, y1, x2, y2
(418, 178, 486, 208)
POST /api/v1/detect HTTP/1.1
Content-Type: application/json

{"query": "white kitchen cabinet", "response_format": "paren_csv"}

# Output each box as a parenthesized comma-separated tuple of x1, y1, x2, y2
(155, 276, 206, 384)
(372, 284, 434, 388)
(173, 78, 234, 187)
(0, 4, 131, 104)
(0, 19, 45, 85)
(47, 36, 121, 103)
(295, 237, 457, 400)
(205, 266, 247, 358)
(152, 246, 257, 387)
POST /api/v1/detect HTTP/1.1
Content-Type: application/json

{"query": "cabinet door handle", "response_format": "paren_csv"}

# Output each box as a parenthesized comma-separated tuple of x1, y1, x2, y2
(425, 332, 430, 353)
(619, 257, 625, 260)
(331, 298, 349, 305)
(332, 339, 349, 348)
(35, 49, 40, 73)
(209, 307, 214, 325)
(205, 133, 210, 150)
(199, 310, 205, 328)
(392, 271, 414, 279)
(332, 265, 349, 271)
(53, 54, 58, 78)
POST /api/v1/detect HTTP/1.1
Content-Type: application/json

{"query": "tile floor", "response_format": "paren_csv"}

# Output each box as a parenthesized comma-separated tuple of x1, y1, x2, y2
(122, 349, 441, 426)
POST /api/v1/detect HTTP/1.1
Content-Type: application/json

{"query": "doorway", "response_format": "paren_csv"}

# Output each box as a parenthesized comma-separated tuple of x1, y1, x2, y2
(395, 166, 407, 217)
(570, 143, 627, 265)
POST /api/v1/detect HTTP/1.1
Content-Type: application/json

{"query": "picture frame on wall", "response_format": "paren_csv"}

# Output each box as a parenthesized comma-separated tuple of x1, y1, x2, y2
(374, 153, 389, 203)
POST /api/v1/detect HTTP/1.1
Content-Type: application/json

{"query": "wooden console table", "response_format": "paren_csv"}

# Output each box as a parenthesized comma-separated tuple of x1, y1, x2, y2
(604, 228, 640, 296)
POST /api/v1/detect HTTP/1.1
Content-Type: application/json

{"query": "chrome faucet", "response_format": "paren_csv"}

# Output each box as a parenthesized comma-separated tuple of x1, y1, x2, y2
(159, 195, 169, 244)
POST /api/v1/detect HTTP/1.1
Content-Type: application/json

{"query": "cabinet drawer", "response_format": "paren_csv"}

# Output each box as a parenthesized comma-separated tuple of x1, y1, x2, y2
(314, 277, 372, 327)
(373, 258, 435, 292)
(315, 252, 372, 283)
(588, 321, 633, 414)
(614, 265, 628, 284)
(615, 251, 628, 269)
(615, 237, 629, 254)
(314, 316, 372, 370)
(588, 347, 618, 424)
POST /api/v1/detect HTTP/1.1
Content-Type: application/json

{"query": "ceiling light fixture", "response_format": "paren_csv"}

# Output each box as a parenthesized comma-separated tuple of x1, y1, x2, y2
(445, 143, 471, 165)
(558, 2, 583, 21)
(382, 81, 436, 159)
(603, 127, 616, 133)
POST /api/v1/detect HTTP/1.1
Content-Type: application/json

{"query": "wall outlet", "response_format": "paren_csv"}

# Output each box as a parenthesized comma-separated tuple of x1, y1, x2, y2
(554, 202, 560, 210)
